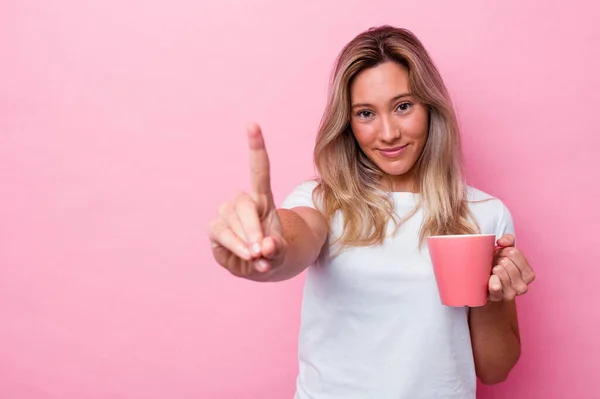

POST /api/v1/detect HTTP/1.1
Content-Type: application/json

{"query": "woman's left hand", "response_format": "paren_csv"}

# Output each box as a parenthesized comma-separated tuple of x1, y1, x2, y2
(488, 234, 536, 302)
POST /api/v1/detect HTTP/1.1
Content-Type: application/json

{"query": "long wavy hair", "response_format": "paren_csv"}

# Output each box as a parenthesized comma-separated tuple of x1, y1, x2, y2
(313, 25, 479, 251)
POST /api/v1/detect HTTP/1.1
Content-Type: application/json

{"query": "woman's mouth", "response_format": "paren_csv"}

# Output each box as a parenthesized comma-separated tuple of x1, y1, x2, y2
(378, 144, 409, 158)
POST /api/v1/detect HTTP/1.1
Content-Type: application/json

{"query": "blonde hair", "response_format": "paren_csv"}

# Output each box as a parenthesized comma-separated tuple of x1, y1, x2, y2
(313, 25, 478, 251)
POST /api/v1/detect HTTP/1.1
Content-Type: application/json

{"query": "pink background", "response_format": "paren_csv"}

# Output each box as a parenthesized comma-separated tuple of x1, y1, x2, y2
(1, 0, 599, 398)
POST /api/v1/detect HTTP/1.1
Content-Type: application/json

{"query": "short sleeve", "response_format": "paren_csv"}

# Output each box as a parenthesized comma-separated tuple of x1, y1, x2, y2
(495, 202, 516, 242)
(280, 180, 320, 210)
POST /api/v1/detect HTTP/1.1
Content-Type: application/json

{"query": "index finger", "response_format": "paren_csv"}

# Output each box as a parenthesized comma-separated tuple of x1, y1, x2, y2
(247, 123, 272, 196)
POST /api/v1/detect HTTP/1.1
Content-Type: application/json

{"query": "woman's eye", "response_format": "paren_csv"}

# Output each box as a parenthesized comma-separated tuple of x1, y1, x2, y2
(396, 102, 412, 112)
(357, 110, 373, 119)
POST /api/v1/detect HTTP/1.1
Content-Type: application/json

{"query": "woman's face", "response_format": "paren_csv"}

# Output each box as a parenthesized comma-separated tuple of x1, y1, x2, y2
(349, 61, 429, 192)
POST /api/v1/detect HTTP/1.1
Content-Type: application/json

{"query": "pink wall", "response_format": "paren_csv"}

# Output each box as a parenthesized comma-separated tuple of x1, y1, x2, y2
(1, 0, 598, 398)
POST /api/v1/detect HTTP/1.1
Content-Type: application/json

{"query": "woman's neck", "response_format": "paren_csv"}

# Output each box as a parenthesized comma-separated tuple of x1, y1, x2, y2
(381, 174, 418, 193)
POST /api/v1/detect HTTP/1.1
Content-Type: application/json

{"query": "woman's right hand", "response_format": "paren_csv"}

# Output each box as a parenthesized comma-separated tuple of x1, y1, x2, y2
(208, 123, 288, 277)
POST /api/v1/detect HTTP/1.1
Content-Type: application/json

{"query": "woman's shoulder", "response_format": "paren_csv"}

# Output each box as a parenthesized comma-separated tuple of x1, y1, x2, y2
(294, 179, 320, 191)
(279, 178, 320, 210)
(466, 186, 499, 202)
(466, 186, 515, 235)
(466, 186, 511, 220)
(466, 186, 509, 210)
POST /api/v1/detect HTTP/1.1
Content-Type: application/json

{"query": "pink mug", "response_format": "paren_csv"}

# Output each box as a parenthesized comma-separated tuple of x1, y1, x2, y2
(427, 234, 497, 307)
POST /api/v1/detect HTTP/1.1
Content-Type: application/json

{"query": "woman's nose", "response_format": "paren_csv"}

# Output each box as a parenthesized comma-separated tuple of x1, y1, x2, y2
(380, 118, 400, 142)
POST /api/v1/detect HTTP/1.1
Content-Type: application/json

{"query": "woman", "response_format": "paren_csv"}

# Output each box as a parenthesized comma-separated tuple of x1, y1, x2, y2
(209, 25, 535, 399)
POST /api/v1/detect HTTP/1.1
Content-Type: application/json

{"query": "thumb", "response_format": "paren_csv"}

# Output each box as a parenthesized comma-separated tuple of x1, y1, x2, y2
(261, 235, 287, 261)
(496, 233, 515, 248)
(251, 235, 286, 274)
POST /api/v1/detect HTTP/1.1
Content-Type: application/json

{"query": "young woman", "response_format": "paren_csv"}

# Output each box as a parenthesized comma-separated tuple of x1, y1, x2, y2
(209, 25, 535, 399)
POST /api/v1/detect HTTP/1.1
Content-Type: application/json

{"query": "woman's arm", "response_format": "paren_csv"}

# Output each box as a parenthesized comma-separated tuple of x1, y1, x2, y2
(469, 234, 535, 384)
(469, 300, 520, 384)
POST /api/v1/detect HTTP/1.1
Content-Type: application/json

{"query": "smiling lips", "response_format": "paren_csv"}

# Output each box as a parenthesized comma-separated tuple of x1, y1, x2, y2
(378, 144, 409, 158)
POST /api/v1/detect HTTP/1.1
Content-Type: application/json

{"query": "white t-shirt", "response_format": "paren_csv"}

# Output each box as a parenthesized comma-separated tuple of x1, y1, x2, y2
(280, 180, 514, 399)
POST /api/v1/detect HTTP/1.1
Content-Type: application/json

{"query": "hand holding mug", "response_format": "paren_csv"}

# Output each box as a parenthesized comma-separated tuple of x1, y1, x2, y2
(487, 234, 535, 302)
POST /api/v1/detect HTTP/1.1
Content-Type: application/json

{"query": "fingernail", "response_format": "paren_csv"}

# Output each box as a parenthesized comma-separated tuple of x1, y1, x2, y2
(255, 259, 268, 272)
(251, 243, 262, 256)
(493, 284, 502, 290)
(239, 246, 251, 259)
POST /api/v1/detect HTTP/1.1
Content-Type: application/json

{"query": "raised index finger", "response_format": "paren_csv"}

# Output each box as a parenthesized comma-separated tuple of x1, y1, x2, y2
(247, 123, 272, 196)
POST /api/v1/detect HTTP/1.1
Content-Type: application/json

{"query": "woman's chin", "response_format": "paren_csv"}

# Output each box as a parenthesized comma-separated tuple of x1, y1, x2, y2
(378, 166, 413, 178)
